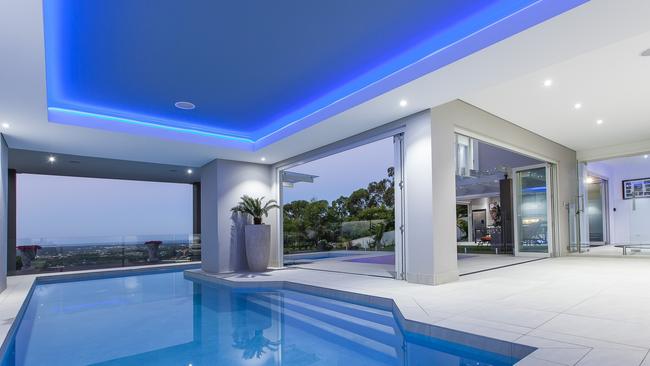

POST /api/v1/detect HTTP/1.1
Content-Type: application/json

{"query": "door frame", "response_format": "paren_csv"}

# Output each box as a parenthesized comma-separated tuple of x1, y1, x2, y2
(512, 163, 554, 257)
(394, 133, 406, 280)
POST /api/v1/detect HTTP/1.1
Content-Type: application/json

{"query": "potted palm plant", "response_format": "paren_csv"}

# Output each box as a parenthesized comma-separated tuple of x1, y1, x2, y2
(232, 195, 279, 271)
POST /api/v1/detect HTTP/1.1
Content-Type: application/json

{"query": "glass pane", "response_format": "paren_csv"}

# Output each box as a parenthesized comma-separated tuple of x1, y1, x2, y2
(587, 181, 604, 242)
(517, 167, 548, 253)
(281, 137, 396, 278)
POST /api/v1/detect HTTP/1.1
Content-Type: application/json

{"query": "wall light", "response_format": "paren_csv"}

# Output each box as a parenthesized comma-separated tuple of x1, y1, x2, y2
(596, 119, 603, 125)
(48, 155, 56, 163)
(543, 79, 553, 87)
(260, 157, 267, 162)
(1, 122, 9, 129)
(573, 103, 582, 110)
(186, 169, 193, 174)
(645, 155, 649, 159)
(399, 99, 408, 107)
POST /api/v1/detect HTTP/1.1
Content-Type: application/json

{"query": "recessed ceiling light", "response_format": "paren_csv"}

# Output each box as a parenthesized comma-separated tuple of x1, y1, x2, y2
(186, 169, 193, 174)
(260, 157, 267, 162)
(48, 155, 56, 163)
(573, 103, 582, 110)
(543, 79, 553, 87)
(641, 48, 650, 57)
(596, 119, 604, 125)
(399, 99, 408, 107)
(1, 122, 9, 129)
(175, 101, 196, 110)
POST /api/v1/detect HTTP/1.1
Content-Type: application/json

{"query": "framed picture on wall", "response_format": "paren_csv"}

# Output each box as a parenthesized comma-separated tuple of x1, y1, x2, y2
(622, 178, 650, 200)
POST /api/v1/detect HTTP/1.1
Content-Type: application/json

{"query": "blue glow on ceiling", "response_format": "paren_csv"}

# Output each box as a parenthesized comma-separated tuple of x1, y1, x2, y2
(43, 0, 587, 147)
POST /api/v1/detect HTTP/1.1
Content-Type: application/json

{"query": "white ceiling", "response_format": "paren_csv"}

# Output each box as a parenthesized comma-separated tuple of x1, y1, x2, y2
(2, 0, 650, 167)
(466, 12, 650, 161)
(588, 153, 650, 178)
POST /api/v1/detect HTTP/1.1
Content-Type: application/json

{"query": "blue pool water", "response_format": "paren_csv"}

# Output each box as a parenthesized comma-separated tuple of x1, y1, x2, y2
(1, 270, 521, 365)
(283, 251, 365, 265)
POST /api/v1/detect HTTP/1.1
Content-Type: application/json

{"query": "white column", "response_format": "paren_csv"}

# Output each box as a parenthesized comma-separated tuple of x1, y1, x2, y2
(403, 111, 459, 285)
(200, 159, 275, 273)
(0, 136, 8, 292)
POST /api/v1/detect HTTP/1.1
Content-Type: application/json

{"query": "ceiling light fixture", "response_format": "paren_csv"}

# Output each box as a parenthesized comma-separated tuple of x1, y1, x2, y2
(596, 119, 603, 125)
(260, 157, 267, 162)
(573, 103, 582, 110)
(1, 122, 9, 129)
(48, 155, 56, 163)
(186, 169, 193, 174)
(399, 99, 408, 107)
(174, 101, 196, 110)
(543, 79, 553, 87)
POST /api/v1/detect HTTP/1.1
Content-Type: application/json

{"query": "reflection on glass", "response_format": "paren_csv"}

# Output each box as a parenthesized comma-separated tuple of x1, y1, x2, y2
(516, 167, 548, 253)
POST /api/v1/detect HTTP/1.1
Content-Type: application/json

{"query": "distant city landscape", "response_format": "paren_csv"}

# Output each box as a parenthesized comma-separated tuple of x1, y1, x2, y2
(15, 237, 200, 274)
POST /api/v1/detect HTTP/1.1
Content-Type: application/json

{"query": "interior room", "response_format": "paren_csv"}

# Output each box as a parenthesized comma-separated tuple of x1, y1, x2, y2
(455, 134, 555, 272)
(577, 153, 650, 256)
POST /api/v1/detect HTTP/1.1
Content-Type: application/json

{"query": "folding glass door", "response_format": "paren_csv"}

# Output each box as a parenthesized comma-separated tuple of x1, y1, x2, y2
(513, 164, 553, 256)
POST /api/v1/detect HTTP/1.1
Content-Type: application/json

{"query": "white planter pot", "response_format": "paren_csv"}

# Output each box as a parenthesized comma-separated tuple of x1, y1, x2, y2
(244, 224, 271, 272)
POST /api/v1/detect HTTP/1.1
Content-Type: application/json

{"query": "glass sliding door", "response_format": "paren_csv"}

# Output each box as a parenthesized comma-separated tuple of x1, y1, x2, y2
(513, 164, 553, 256)
(586, 178, 608, 245)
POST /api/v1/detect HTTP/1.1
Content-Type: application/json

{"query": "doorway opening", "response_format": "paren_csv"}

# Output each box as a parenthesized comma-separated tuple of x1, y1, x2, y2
(574, 154, 650, 256)
(455, 134, 555, 273)
(279, 135, 404, 278)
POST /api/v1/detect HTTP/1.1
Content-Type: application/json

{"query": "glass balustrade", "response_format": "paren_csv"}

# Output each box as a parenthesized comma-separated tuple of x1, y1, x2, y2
(13, 233, 201, 275)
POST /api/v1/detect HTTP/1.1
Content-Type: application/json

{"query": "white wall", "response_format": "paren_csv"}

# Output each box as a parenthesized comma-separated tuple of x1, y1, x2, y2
(200, 159, 275, 273)
(0, 136, 8, 292)
(588, 158, 650, 244)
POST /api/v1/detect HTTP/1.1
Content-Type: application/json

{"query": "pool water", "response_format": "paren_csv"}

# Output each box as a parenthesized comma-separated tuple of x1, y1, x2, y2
(1, 270, 521, 365)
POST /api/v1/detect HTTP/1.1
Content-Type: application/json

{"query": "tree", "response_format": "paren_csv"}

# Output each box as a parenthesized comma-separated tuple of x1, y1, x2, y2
(282, 165, 396, 253)
(331, 196, 349, 220)
(347, 188, 370, 217)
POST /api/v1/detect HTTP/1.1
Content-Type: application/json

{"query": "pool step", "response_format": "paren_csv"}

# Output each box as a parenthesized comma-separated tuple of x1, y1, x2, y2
(268, 290, 395, 327)
(255, 293, 399, 347)
(247, 297, 400, 362)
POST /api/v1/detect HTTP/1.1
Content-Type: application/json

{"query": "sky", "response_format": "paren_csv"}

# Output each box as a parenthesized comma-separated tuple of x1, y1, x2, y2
(17, 174, 193, 244)
(16, 137, 393, 243)
(282, 137, 394, 203)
